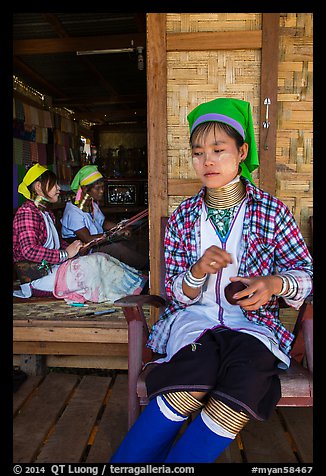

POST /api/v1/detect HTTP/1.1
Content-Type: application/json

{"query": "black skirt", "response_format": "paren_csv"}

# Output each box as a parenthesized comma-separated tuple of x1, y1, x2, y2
(145, 327, 282, 421)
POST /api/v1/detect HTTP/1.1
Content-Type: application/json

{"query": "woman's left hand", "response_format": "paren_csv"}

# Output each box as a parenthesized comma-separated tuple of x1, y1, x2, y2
(229, 275, 283, 310)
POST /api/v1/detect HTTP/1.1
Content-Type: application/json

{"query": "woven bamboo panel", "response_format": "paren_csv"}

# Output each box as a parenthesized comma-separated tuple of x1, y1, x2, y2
(165, 13, 313, 249)
(168, 196, 188, 216)
(276, 13, 313, 244)
(167, 49, 261, 181)
(166, 13, 262, 32)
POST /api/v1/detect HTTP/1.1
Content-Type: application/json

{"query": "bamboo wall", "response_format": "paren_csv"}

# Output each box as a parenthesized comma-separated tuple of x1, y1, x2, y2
(276, 13, 313, 245)
(165, 13, 313, 248)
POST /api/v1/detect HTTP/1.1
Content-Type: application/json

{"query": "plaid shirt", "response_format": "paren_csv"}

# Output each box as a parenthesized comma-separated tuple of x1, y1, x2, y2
(13, 200, 67, 264)
(147, 178, 313, 356)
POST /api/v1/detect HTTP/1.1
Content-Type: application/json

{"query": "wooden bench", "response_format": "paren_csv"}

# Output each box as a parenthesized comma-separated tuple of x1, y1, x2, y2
(13, 296, 149, 374)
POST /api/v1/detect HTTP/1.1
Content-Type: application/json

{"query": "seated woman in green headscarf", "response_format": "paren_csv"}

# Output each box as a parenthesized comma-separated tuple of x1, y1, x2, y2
(109, 97, 313, 464)
(61, 165, 112, 242)
(61, 165, 149, 270)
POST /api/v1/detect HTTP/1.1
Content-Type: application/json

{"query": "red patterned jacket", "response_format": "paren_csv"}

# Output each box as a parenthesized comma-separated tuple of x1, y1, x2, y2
(13, 200, 67, 264)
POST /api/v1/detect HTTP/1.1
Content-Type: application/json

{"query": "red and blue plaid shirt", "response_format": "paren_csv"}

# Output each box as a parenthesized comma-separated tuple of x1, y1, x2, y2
(147, 178, 313, 356)
(13, 200, 68, 264)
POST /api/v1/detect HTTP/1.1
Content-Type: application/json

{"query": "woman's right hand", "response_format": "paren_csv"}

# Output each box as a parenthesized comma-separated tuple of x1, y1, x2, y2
(66, 240, 83, 258)
(192, 245, 233, 277)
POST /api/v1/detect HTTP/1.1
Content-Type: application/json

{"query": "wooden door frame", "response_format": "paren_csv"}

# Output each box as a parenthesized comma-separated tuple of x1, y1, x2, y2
(259, 13, 280, 194)
(146, 13, 280, 314)
(146, 14, 168, 306)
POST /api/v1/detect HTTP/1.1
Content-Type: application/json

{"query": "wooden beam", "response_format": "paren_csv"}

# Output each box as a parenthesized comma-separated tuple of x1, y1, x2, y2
(167, 30, 262, 51)
(53, 94, 146, 107)
(42, 13, 69, 38)
(46, 355, 128, 370)
(78, 56, 120, 97)
(13, 327, 128, 344)
(13, 57, 66, 98)
(12, 353, 128, 370)
(73, 109, 146, 121)
(13, 90, 44, 108)
(259, 13, 280, 195)
(147, 13, 168, 320)
(13, 319, 127, 329)
(42, 13, 121, 100)
(13, 33, 146, 56)
(13, 341, 128, 356)
(95, 123, 146, 132)
(168, 178, 202, 197)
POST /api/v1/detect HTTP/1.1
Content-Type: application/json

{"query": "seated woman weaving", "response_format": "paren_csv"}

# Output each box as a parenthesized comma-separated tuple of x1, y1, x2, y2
(13, 164, 147, 302)
(60, 165, 149, 271)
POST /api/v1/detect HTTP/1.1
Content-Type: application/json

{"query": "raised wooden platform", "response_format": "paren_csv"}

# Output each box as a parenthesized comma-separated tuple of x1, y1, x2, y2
(13, 371, 313, 464)
(12, 296, 308, 376)
(13, 298, 149, 372)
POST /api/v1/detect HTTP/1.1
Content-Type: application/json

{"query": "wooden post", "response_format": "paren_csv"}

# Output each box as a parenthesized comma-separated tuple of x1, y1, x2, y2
(259, 13, 280, 195)
(146, 14, 168, 325)
(20, 354, 46, 376)
(127, 319, 144, 427)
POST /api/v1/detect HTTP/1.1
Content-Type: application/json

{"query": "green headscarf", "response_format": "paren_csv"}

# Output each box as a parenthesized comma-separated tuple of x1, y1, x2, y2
(187, 97, 259, 183)
(70, 165, 103, 203)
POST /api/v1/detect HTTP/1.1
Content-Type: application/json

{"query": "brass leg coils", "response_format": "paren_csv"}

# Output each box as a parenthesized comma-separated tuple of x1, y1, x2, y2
(203, 397, 249, 435)
(163, 392, 249, 435)
(163, 391, 204, 417)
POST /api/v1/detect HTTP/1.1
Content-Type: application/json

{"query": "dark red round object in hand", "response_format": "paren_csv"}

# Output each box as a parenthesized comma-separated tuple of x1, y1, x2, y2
(224, 281, 248, 305)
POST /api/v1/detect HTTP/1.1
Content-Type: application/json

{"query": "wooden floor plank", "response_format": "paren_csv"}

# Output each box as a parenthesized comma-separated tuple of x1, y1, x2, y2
(216, 437, 243, 463)
(86, 373, 128, 463)
(13, 373, 79, 463)
(278, 407, 313, 463)
(36, 375, 111, 463)
(241, 410, 298, 463)
(13, 373, 313, 464)
(185, 406, 243, 463)
(13, 375, 43, 416)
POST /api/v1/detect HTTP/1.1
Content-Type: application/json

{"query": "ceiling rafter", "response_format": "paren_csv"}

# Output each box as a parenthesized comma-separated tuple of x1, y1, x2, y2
(42, 13, 69, 38)
(52, 94, 146, 107)
(40, 13, 122, 107)
(13, 56, 66, 98)
(73, 108, 146, 122)
(13, 33, 146, 56)
(13, 13, 147, 125)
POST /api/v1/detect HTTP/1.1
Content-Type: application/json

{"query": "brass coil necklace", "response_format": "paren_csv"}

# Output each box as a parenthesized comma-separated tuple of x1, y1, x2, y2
(77, 193, 93, 213)
(33, 195, 51, 210)
(205, 178, 246, 210)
